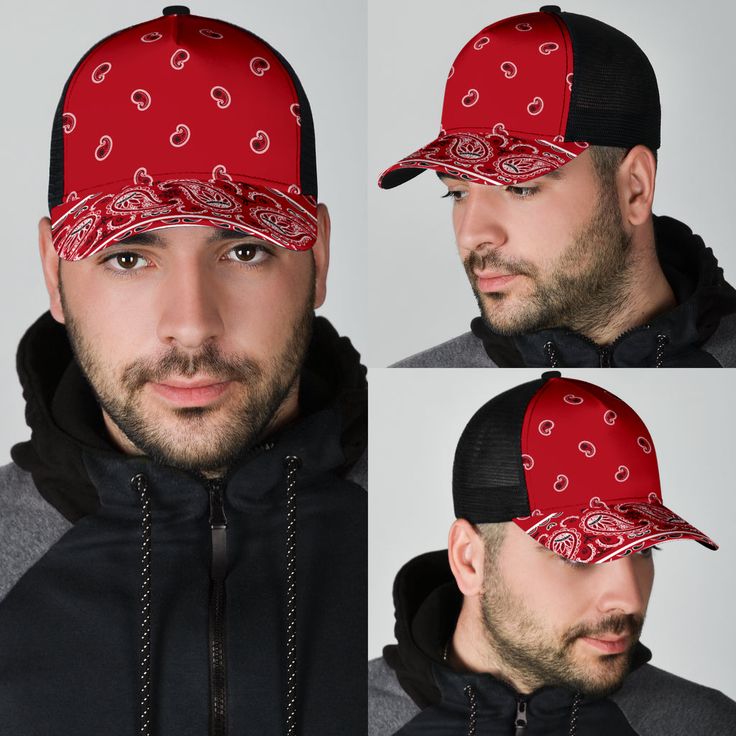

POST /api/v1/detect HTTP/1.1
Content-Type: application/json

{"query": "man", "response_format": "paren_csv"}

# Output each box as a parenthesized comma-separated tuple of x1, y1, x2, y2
(0, 7, 366, 735)
(378, 6, 736, 367)
(369, 372, 736, 734)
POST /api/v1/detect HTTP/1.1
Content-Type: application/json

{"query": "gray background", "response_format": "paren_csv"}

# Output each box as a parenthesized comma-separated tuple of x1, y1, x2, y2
(369, 369, 736, 700)
(367, 0, 736, 366)
(0, 0, 367, 461)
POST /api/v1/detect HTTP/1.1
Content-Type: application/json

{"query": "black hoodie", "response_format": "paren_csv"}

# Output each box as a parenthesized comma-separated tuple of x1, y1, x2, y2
(369, 551, 736, 735)
(0, 312, 367, 736)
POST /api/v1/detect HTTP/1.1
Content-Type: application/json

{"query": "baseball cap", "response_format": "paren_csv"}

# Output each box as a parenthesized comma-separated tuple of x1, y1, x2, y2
(453, 372, 717, 564)
(379, 6, 660, 189)
(49, 6, 318, 260)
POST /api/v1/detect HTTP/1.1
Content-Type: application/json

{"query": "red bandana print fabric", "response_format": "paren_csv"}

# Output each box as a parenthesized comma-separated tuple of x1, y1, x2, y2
(51, 12, 316, 259)
(513, 377, 717, 563)
(379, 11, 589, 188)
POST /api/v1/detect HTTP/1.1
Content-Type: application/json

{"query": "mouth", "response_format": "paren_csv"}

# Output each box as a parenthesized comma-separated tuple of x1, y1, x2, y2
(579, 634, 630, 655)
(149, 377, 233, 407)
(474, 271, 519, 293)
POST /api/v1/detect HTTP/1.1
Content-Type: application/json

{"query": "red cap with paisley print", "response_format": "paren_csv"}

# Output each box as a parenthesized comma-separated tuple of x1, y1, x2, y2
(514, 377, 717, 564)
(379, 9, 588, 189)
(50, 7, 317, 260)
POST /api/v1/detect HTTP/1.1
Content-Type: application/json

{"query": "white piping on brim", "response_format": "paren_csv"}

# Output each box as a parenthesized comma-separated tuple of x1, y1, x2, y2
(522, 512, 561, 535)
(50, 193, 99, 229)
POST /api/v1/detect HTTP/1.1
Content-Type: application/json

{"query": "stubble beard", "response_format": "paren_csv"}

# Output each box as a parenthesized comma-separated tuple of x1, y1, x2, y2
(464, 183, 634, 338)
(60, 276, 315, 473)
(479, 560, 644, 697)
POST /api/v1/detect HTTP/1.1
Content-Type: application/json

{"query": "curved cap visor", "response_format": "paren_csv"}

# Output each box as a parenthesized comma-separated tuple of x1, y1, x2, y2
(51, 176, 317, 260)
(378, 129, 588, 189)
(513, 493, 718, 564)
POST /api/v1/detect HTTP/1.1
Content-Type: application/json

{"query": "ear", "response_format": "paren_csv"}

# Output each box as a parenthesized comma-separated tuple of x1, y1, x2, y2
(617, 145, 656, 227)
(447, 519, 486, 597)
(312, 203, 331, 309)
(38, 217, 65, 324)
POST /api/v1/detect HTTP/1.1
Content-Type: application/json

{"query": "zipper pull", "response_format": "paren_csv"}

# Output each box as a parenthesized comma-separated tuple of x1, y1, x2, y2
(598, 346, 612, 367)
(208, 479, 228, 580)
(514, 697, 528, 735)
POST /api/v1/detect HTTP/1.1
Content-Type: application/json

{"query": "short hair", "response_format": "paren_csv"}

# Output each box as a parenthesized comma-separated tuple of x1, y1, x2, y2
(476, 521, 507, 573)
(588, 145, 658, 188)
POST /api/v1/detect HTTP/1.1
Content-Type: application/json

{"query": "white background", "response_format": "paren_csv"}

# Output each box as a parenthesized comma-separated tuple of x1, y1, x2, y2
(369, 369, 736, 700)
(367, 0, 736, 366)
(0, 0, 366, 461)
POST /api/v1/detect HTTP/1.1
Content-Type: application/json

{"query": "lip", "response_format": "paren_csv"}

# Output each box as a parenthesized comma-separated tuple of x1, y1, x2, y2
(580, 635, 630, 654)
(149, 379, 232, 407)
(475, 272, 518, 292)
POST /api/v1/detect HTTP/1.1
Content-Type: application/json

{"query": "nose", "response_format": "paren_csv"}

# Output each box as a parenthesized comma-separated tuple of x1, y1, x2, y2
(593, 556, 651, 617)
(453, 186, 508, 257)
(156, 260, 224, 349)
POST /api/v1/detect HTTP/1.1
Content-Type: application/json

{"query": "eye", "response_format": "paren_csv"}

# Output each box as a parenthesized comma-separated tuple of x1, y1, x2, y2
(558, 556, 588, 569)
(441, 189, 468, 202)
(103, 252, 149, 272)
(504, 185, 538, 198)
(637, 546, 660, 559)
(224, 243, 271, 264)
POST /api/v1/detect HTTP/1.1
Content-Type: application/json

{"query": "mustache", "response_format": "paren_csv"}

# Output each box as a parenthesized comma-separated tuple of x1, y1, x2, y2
(121, 342, 262, 391)
(564, 613, 644, 648)
(463, 247, 538, 281)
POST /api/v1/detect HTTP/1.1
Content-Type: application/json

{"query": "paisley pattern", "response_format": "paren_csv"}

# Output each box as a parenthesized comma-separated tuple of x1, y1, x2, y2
(515, 377, 717, 563)
(519, 494, 717, 564)
(51, 179, 317, 260)
(379, 11, 588, 189)
(50, 12, 310, 259)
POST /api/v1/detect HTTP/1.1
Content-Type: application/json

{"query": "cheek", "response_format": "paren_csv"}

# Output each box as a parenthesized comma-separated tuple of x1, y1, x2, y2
(218, 265, 312, 354)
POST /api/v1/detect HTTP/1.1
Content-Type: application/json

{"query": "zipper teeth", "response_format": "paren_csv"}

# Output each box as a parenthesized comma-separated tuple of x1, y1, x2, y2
(208, 479, 228, 736)
(210, 580, 227, 736)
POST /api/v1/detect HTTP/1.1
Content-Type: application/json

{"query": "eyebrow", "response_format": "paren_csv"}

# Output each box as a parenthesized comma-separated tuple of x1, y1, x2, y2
(114, 228, 265, 248)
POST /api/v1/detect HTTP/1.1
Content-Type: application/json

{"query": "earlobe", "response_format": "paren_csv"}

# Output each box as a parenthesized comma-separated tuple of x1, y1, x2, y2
(620, 145, 656, 227)
(38, 217, 65, 324)
(447, 519, 485, 597)
(312, 203, 331, 309)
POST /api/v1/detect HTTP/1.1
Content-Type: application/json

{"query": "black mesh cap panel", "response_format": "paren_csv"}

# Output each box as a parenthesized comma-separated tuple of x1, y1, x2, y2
(453, 377, 550, 523)
(558, 10, 661, 150)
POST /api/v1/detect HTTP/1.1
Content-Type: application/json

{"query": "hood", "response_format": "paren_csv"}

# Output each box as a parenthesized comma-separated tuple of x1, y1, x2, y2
(384, 551, 652, 712)
(11, 311, 367, 522)
(473, 215, 736, 367)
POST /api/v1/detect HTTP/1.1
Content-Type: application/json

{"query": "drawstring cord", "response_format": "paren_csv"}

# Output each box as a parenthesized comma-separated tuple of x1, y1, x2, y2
(464, 685, 477, 736)
(284, 456, 301, 736)
(655, 333, 668, 367)
(544, 341, 560, 368)
(133, 473, 153, 736)
(569, 692, 581, 735)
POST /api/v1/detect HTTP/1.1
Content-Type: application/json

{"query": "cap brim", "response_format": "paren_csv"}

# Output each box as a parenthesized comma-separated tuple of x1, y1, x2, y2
(51, 177, 318, 260)
(513, 493, 718, 564)
(378, 129, 589, 189)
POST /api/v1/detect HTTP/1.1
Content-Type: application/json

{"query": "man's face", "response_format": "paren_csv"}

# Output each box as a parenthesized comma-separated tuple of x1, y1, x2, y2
(480, 523, 654, 696)
(43, 220, 328, 472)
(443, 150, 633, 337)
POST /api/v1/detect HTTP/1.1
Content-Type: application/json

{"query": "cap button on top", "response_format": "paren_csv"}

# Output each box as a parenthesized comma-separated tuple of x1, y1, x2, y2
(162, 5, 190, 15)
(539, 5, 562, 12)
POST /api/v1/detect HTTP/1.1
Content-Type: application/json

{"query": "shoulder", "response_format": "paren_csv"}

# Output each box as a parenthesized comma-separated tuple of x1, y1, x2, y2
(702, 312, 736, 366)
(612, 663, 736, 735)
(390, 332, 495, 368)
(369, 657, 420, 736)
(0, 462, 71, 602)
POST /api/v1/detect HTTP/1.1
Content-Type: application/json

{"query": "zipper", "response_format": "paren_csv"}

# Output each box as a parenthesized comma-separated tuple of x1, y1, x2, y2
(208, 478, 228, 736)
(203, 441, 275, 736)
(598, 346, 612, 367)
(514, 696, 528, 735)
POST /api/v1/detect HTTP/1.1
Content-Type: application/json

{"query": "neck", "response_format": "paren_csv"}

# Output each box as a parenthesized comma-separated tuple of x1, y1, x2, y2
(449, 598, 538, 695)
(572, 221, 676, 345)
